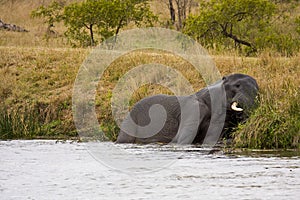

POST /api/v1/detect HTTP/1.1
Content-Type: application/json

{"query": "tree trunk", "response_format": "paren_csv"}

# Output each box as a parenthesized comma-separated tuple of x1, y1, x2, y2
(175, 0, 190, 30)
(176, 0, 182, 30)
(169, 0, 176, 24)
(89, 24, 95, 46)
(115, 18, 124, 36)
(182, 0, 187, 21)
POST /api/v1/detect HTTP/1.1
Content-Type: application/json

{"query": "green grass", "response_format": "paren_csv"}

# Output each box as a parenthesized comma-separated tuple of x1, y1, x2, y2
(0, 104, 78, 140)
(0, 105, 41, 139)
(0, 46, 87, 140)
(0, 104, 70, 140)
(233, 86, 300, 149)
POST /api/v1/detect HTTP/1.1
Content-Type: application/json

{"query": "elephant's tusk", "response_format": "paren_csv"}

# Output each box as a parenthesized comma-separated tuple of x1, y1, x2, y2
(231, 102, 243, 112)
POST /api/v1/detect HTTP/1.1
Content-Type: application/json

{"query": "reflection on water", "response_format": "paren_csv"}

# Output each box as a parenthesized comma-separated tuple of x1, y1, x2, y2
(0, 140, 299, 200)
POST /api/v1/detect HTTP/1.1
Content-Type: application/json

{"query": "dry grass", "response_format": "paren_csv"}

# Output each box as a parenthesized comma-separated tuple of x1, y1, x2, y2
(0, 45, 299, 147)
(0, 46, 89, 138)
(0, 0, 76, 47)
(230, 52, 300, 149)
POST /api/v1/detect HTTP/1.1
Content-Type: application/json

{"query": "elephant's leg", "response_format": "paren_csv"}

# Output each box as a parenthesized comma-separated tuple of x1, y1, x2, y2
(172, 123, 199, 144)
(116, 130, 136, 143)
(172, 102, 209, 144)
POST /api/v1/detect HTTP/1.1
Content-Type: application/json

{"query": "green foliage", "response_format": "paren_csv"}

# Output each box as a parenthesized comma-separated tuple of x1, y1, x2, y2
(233, 87, 300, 149)
(30, 0, 157, 46)
(0, 103, 78, 140)
(100, 121, 119, 141)
(0, 106, 45, 139)
(296, 16, 300, 35)
(31, 1, 65, 30)
(63, 0, 158, 47)
(63, 0, 100, 46)
(184, 0, 275, 51)
(184, 0, 300, 55)
(255, 31, 300, 56)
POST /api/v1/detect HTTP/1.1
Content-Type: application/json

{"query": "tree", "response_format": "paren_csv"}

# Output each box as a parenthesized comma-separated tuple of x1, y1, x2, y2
(184, 0, 276, 53)
(31, 0, 65, 35)
(174, 0, 193, 30)
(63, 0, 102, 46)
(296, 16, 300, 35)
(168, 0, 176, 24)
(63, 0, 157, 47)
(165, 0, 195, 30)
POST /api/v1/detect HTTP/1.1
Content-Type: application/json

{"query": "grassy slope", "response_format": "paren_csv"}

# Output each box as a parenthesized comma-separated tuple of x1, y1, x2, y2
(0, 0, 299, 148)
(0, 46, 89, 138)
(1, 46, 299, 145)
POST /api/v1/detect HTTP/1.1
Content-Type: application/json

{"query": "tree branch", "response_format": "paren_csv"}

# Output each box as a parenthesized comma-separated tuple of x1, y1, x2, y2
(232, 12, 248, 21)
(220, 23, 256, 51)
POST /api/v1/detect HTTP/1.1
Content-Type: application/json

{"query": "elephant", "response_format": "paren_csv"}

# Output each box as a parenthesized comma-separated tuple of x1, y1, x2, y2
(116, 73, 259, 145)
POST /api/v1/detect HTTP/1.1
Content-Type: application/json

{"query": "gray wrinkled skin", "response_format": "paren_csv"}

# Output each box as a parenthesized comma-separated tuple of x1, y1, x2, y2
(116, 74, 259, 144)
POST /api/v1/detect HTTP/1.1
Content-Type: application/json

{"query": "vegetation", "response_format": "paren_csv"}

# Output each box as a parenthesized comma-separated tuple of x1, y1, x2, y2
(0, 103, 77, 139)
(0, 105, 43, 139)
(30, 0, 65, 36)
(184, 0, 275, 53)
(0, 0, 299, 149)
(0, 46, 87, 140)
(1, 46, 299, 148)
(31, 0, 157, 46)
(183, 0, 300, 55)
(165, 0, 195, 30)
(233, 82, 300, 149)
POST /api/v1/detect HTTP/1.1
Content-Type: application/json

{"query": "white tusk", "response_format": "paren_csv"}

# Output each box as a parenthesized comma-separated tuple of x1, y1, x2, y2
(231, 102, 243, 112)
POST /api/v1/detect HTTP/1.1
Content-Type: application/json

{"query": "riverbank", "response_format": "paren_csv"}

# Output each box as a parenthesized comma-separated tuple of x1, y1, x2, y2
(0, 46, 299, 149)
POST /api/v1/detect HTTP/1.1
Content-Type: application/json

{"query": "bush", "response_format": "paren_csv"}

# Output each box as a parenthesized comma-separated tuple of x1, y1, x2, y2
(37, 0, 158, 47)
(184, 0, 300, 55)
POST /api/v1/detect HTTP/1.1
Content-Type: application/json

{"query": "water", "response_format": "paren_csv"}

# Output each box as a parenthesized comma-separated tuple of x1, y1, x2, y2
(0, 140, 299, 200)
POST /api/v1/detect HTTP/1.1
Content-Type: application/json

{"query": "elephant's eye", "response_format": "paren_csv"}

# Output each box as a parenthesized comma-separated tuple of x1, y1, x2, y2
(235, 84, 240, 88)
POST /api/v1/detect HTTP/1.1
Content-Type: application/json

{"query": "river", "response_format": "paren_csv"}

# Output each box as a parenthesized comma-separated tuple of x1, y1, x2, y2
(0, 140, 299, 200)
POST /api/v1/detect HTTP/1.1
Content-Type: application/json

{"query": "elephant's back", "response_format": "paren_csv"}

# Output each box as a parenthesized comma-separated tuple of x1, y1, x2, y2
(135, 94, 181, 117)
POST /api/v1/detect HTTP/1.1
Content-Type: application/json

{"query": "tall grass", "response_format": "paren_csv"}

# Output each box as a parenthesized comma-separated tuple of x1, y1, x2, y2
(0, 47, 86, 139)
(233, 86, 299, 149)
(230, 51, 300, 149)
(0, 105, 44, 139)
(0, 103, 79, 140)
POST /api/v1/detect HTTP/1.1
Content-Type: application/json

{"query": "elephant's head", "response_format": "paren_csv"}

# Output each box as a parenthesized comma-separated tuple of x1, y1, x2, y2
(223, 73, 259, 125)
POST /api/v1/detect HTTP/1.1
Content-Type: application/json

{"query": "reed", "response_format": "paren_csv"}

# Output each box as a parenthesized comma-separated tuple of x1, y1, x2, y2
(0, 105, 43, 139)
